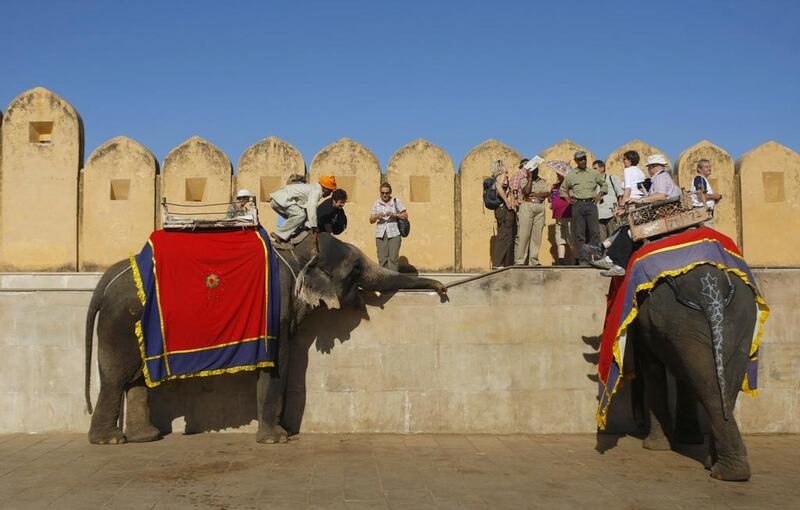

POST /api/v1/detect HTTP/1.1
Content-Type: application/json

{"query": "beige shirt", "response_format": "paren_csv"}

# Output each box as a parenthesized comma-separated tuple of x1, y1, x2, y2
(269, 182, 324, 227)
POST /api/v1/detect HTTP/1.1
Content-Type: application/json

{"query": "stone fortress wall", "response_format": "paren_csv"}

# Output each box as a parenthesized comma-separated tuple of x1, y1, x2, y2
(2, 86, 799, 272)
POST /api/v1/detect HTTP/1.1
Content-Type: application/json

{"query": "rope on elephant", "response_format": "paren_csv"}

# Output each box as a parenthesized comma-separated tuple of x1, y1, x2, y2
(104, 265, 133, 296)
(273, 247, 297, 282)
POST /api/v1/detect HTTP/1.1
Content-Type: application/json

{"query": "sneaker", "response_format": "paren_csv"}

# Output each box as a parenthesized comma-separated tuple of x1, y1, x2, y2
(600, 265, 626, 277)
(590, 256, 614, 270)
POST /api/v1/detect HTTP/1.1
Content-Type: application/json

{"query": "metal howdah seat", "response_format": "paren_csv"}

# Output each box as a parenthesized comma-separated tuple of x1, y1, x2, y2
(625, 190, 712, 242)
(161, 197, 259, 231)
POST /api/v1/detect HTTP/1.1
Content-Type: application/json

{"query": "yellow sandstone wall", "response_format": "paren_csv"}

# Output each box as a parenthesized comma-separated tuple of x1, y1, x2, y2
(457, 140, 521, 271)
(309, 138, 382, 261)
(79, 137, 157, 271)
(675, 140, 739, 244)
(536, 140, 596, 265)
(160, 136, 232, 226)
(386, 139, 456, 271)
(0, 87, 82, 271)
(236, 136, 305, 233)
(736, 141, 800, 266)
(605, 139, 671, 181)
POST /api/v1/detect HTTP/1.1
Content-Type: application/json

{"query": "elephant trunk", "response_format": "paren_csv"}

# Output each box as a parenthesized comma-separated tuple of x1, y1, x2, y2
(699, 272, 730, 421)
(359, 262, 448, 300)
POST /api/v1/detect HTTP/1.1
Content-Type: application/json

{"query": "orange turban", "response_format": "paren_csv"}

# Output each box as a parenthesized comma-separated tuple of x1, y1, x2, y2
(319, 176, 337, 190)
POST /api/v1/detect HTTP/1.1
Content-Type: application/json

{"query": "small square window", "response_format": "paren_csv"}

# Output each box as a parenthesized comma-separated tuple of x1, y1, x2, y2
(110, 179, 130, 201)
(409, 175, 430, 203)
(29, 121, 53, 144)
(259, 176, 283, 202)
(762, 172, 785, 203)
(336, 175, 356, 202)
(185, 178, 207, 202)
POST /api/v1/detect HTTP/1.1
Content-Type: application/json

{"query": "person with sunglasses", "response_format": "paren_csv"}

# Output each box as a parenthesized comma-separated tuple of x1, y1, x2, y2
(369, 183, 408, 271)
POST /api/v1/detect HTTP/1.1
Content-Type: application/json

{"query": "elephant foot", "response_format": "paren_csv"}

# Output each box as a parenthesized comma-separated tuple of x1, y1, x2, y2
(710, 456, 751, 482)
(125, 424, 162, 443)
(642, 434, 671, 451)
(88, 427, 127, 445)
(256, 424, 289, 444)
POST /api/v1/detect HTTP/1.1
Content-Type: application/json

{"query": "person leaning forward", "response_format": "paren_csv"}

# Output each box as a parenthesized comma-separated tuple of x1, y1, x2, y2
(560, 151, 607, 264)
(269, 175, 336, 241)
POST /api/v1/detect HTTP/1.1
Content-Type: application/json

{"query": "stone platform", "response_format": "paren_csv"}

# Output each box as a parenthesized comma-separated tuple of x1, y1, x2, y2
(0, 433, 798, 509)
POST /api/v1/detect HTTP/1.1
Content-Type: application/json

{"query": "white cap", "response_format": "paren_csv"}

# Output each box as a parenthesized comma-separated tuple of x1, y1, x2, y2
(523, 155, 545, 171)
(645, 154, 668, 166)
(236, 189, 253, 198)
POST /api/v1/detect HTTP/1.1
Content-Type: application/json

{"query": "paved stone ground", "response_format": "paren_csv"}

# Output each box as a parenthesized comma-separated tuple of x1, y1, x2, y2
(0, 433, 798, 509)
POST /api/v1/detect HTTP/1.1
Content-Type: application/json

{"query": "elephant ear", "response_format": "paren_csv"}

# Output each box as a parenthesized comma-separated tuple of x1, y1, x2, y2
(295, 255, 342, 310)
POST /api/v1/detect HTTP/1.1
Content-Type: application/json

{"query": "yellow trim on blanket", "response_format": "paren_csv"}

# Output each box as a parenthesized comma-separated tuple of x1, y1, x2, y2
(257, 232, 273, 358)
(148, 239, 172, 377)
(129, 255, 146, 305)
(596, 259, 770, 429)
(142, 335, 277, 359)
(143, 360, 276, 388)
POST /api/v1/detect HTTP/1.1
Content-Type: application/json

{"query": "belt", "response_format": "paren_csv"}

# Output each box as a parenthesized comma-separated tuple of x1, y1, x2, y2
(522, 198, 544, 203)
(574, 198, 594, 202)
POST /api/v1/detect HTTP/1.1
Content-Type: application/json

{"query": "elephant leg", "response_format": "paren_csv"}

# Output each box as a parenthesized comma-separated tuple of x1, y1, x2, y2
(674, 379, 704, 445)
(123, 381, 161, 443)
(640, 347, 672, 451)
(88, 377, 126, 445)
(703, 387, 750, 481)
(256, 320, 290, 444)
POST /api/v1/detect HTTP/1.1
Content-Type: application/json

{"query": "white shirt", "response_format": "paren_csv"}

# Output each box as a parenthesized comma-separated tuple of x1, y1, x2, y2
(623, 165, 646, 200)
(691, 174, 716, 210)
(269, 182, 324, 227)
(597, 174, 623, 220)
(371, 197, 406, 239)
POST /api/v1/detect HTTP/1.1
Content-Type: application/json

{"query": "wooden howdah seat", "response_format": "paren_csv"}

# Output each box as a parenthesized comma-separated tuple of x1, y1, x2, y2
(161, 197, 259, 231)
(625, 190, 712, 242)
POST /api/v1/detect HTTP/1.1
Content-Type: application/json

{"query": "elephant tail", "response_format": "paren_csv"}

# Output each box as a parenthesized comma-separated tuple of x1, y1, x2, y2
(85, 279, 105, 415)
(699, 271, 733, 421)
(85, 263, 130, 414)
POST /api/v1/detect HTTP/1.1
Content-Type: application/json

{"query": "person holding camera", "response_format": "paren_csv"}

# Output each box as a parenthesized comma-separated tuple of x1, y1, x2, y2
(370, 183, 408, 271)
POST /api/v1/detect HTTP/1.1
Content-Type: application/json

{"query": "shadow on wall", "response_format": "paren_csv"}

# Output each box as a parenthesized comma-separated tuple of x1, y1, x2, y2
(147, 294, 391, 436)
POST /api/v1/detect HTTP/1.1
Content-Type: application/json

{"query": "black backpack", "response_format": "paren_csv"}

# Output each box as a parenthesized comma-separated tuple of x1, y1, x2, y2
(483, 177, 503, 210)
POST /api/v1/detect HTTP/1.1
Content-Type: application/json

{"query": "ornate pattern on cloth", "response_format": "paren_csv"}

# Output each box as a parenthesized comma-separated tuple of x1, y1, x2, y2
(596, 227, 769, 429)
(131, 227, 281, 387)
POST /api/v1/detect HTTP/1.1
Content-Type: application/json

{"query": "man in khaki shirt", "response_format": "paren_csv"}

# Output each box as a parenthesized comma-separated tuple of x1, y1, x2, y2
(559, 151, 607, 264)
(514, 158, 549, 266)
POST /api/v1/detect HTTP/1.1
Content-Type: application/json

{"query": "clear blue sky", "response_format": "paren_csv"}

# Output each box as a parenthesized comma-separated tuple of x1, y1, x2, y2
(1, 0, 798, 170)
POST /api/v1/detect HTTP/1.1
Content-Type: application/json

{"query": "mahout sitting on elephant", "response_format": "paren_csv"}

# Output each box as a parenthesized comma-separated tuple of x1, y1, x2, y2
(85, 232, 447, 445)
(597, 227, 768, 481)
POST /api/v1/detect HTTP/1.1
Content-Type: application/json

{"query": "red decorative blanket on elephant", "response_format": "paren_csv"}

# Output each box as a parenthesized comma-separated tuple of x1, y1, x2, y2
(131, 227, 281, 387)
(596, 227, 769, 429)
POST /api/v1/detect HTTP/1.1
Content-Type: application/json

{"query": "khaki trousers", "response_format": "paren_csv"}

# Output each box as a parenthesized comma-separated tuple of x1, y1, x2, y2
(514, 202, 546, 265)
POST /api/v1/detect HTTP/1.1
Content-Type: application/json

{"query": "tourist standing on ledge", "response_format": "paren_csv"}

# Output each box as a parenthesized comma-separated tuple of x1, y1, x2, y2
(593, 160, 623, 241)
(549, 163, 574, 265)
(269, 175, 337, 241)
(513, 157, 548, 266)
(370, 183, 407, 271)
(317, 188, 348, 235)
(691, 159, 722, 227)
(560, 151, 607, 265)
(489, 160, 516, 269)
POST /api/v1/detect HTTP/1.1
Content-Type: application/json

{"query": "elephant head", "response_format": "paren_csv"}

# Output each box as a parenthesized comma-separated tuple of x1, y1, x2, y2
(288, 233, 447, 320)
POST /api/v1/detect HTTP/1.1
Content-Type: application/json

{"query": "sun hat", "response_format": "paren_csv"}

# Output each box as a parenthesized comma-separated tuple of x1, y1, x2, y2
(645, 154, 668, 166)
(574, 151, 587, 160)
(319, 176, 337, 190)
(236, 189, 253, 198)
